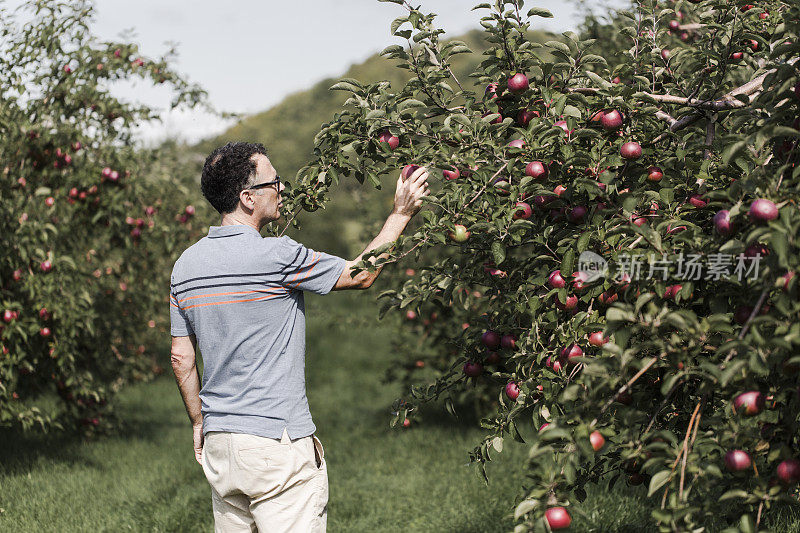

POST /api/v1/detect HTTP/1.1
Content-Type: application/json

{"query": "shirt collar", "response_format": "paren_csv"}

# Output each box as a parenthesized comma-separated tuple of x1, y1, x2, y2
(207, 224, 262, 238)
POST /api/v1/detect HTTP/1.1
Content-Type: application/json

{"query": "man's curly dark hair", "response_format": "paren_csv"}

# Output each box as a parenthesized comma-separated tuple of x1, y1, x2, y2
(201, 142, 269, 214)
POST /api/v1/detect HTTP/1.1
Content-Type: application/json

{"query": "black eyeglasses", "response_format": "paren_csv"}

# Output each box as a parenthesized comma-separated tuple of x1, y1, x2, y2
(247, 176, 280, 191)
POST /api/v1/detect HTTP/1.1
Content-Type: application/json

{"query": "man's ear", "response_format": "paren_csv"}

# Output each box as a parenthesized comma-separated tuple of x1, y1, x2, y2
(240, 189, 255, 210)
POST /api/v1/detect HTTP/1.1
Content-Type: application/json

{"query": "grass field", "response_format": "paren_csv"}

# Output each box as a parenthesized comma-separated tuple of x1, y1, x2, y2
(1, 290, 797, 532)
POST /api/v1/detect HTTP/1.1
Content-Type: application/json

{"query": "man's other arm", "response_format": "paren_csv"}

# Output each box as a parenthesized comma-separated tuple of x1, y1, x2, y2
(171, 334, 204, 464)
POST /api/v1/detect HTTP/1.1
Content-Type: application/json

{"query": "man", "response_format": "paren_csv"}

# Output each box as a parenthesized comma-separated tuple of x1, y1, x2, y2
(169, 141, 429, 532)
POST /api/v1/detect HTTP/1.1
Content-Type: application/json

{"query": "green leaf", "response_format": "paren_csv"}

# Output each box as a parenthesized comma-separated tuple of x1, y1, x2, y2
(329, 80, 363, 94)
(647, 470, 671, 497)
(561, 248, 575, 275)
(545, 41, 571, 55)
(719, 489, 750, 501)
(527, 7, 553, 17)
(721, 141, 748, 165)
(398, 99, 426, 111)
(390, 17, 408, 35)
(491, 241, 506, 265)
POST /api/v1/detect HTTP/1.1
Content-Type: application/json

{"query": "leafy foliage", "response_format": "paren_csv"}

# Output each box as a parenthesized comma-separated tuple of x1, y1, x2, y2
(0, 1, 212, 434)
(296, 0, 800, 530)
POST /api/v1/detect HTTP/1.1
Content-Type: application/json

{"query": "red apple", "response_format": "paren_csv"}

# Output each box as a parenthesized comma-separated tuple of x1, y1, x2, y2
(646, 166, 663, 182)
(663, 284, 682, 300)
(689, 194, 707, 208)
(748, 199, 778, 222)
(513, 202, 532, 220)
(39, 308, 50, 320)
(185, 205, 195, 216)
(620, 142, 642, 160)
(668, 20, 680, 30)
(590, 431, 605, 451)
(12, 269, 22, 281)
(485, 351, 500, 365)
(567, 206, 587, 223)
(40, 327, 51, 337)
(481, 330, 501, 350)
(506, 139, 526, 149)
(442, 167, 460, 181)
(525, 161, 548, 180)
(505, 381, 520, 400)
(517, 108, 539, 127)
(448, 224, 470, 243)
(405, 310, 417, 321)
(713, 210, 732, 235)
(507, 73, 529, 93)
(3, 310, 14, 323)
(733, 391, 765, 416)
(598, 291, 618, 305)
(730, 52, 744, 61)
(555, 295, 578, 311)
(484, 83, 498, 101)
(588, 331, 608, 346)
(601, 109, 624, 131)
(463, 361, 484, 377)
(724, 450, 752, 472)
(40, 260, 52, 272)
(377, 130, 400, 150)
(108, 170, 119, 182)
(553, 185, 566, 196)
(744, 243, 769, 258)
(401, 164, 420, 181)
(632, 217, 647, 227)
(661, 49, 670, 60)
(402, 418, 411, 428)
(500, 334, 517, 350)
(554, 120, 572, 136)
(777, 459, 800, 485)
(572, 271, 589, 291)
(561, 344, 583, 362)
(548, 270, 566, 289)
(545, 507, 571, 530)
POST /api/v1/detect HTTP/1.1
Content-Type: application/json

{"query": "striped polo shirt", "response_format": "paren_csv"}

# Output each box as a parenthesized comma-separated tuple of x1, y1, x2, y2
(169, 224, 346, 440)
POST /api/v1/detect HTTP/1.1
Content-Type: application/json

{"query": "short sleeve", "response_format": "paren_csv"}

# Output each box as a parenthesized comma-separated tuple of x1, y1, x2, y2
(169, 277, 194, 337)
(277, 236, 346, 295)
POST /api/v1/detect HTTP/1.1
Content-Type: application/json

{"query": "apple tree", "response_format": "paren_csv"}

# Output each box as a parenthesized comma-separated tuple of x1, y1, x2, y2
(0, 0, 212, 433)
(293, 0, 800, 528)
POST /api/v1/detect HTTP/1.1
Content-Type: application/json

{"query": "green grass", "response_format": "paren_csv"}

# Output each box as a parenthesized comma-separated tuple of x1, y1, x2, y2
(1, 290, 798, 532)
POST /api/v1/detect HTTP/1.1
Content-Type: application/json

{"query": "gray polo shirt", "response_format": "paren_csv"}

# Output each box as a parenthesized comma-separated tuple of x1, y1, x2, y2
(169, 224, 346, 440)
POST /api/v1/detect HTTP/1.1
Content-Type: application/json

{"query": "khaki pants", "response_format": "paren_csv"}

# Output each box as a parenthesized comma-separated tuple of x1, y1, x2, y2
(201, 428, 328, 532)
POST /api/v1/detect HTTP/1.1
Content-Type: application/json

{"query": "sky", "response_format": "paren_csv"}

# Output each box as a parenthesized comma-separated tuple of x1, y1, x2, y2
(8, 0, 617, 145)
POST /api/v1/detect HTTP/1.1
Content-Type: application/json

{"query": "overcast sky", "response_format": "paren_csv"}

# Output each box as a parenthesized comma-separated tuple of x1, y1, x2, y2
(9, 0, 619, 145)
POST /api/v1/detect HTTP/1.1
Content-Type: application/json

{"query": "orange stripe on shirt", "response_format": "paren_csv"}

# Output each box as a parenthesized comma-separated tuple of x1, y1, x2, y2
(181, 292, 284, 310)
(177, 288, 284, 305)
(288, 252, 319, 284)
(289, 254, 321, 289)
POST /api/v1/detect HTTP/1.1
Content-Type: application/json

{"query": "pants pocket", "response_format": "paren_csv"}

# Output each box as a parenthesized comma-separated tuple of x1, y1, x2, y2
(311, 434, 325, 469)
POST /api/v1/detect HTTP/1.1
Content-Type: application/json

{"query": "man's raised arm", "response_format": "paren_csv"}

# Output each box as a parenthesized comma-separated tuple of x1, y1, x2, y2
(332, 166, 430, 291)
